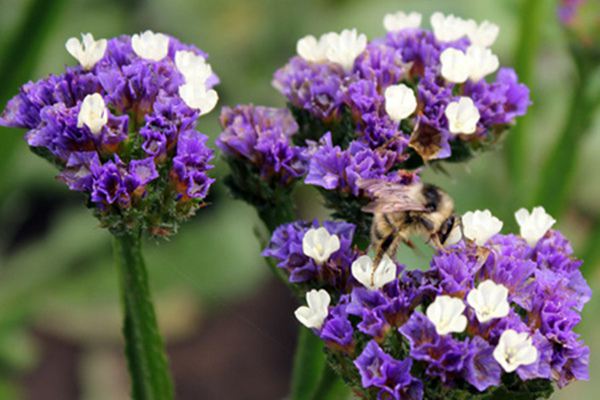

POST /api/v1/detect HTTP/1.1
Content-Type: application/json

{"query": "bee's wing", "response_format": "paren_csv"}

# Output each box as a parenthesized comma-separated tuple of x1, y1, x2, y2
(359, 179, 426, 213)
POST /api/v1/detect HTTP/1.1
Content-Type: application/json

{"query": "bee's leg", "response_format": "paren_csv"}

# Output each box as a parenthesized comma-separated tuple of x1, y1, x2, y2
(428, 234, 445, 250)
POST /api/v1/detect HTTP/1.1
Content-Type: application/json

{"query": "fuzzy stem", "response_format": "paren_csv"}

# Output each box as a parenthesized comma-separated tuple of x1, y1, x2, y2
(310, 362, 351, 400)
(112, 231, 174, 400)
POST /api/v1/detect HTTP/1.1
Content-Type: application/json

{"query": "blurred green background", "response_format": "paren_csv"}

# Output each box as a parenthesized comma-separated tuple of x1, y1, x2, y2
(0, 0, 598, 399)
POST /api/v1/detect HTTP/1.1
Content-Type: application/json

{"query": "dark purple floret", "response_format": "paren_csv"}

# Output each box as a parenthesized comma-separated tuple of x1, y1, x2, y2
(172, 130, 215, 199)
(463, 336, 501, 391)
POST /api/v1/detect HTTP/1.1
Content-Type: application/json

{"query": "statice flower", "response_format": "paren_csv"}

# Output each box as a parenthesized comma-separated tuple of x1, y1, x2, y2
(1, 32, 219, 236)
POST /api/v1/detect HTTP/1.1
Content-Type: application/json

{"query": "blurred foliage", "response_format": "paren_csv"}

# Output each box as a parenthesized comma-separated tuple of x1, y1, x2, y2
(0, 0, 598, 399)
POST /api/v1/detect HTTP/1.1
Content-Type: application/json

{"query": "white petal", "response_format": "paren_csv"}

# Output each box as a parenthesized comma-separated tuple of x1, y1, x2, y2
(325, 29, 367, 70)
(467, 280, 510, 323)
(77, 93, 108, 135)
(514, 206, 556, 246)
(383, 11, 422, 32)
(372, 254, 397, 289)
(131, 30, 169, 61)
(445, 97, 480, 135)
(493, 329, 538, 372)
(65, 33, 107, 70)
(467, 45, 499, 82)
(295, 289, 330, 329)
(175, 50, 212, 86)
(178, 83, 218, 115)
(440, 48, 471, 83)
(467, 20, 500, 48)
(426, 295, 467, 335)
(384, 84, 417, 122)
(302, 227, 340, 264)
(462, 209, 503, 246)
(431, 12, 470, 42)
(351, 255, 375, 289)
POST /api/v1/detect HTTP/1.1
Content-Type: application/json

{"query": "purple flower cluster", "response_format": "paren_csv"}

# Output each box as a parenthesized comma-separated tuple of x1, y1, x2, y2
(1, 33, 217, 236)
(217, 105, 307, 186)
(272, 221, 589, 397)
(262, 219, 358, 289)
(558, 0, 586, 25)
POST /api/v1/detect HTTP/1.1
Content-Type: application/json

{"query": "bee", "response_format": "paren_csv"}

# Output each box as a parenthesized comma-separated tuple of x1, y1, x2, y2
(359, 179, 462, 265)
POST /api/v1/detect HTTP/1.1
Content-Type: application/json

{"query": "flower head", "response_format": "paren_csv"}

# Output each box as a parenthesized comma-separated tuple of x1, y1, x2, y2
(440, 48, 470, 83)
(493, 329, 538, 372)
(383, 11, 422, 32)
(445, 97, 481, 134)
(296, 34, 330, 63)
(175, 50, 212, 85)
(178, 83, 218, 115)
(65, 33, 107, 70)
(302, 226, 341, 264)
(467, 280, 510, 323)
(384, 84, 417, 122)
(325, 29, 367, 70)
(466, 45, 499, 82)
(351, 254, 397, 290)
(77, 93, 108, 135)
(430, 12, 469, 42)
(426, 295, 467, 335)
(462, 209, 503, 245)
(515, 206, 556, 246)
(131, 30, 169, 61)
(295, 289, 331, 329)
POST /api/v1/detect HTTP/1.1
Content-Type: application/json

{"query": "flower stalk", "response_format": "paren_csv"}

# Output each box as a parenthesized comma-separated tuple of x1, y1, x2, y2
(112, 231, 174, 400)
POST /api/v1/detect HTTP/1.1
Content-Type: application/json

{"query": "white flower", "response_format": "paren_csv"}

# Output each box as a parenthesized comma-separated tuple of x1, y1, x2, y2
(462, 209, 503, 246)
(430, 12, 469, 42)
(325, 29, 367, 70)
(77, 93, 108, 135)
(383, 11, 422, 32)
(65, 33, 107, 70)
(444, 97, 480, 135)
(466, 20, 500, 48)
(467, 280, 510, 323)
(351, 254, 397, 290)
(466, 45, 499, 82)
(294, 289, 330, 329)
(296, 34, 329, 63)
(493, 329, 538, 372)
(131, 30, 169, 61)
(515, 206, 556, 247)
(426, 295, 467, 335)
(178, 83, 218, 115)
(302, 227, 341, 264)
(443, 223, 463, 247)
(440, 48, 471, 84)
(175, 50, 212, 86)
(384, 84, 417, 122)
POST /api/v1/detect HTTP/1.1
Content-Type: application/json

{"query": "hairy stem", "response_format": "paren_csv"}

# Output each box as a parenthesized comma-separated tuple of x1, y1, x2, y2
(113, 231, 174, 400)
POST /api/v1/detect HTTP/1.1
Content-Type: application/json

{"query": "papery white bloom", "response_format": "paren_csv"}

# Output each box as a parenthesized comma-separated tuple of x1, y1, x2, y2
(443, 223, 463, 247)
(467, 280, 510, 323)
(65, 33, 107, 70)
(515, 206, 556, 247)
(296, 34, 330, 63)
(440, 48, 471, 84)
(466, 45, 499, 82)
(302, 227, 341, 264)
(178, 83, 218, 115)
(444, 97, 480, 134)
(175, 50, 212, 86)
(426, 295, 467, 335)
(430, 12, 469, 42)
(294, 289, 330, 329)
(131, 30, 169, 61)
(77, 93, 108, 135)
(384, 84, 418, 122)
(351, 254, 397, 290)
(462, 209, 503, 246)
(466, 20, 500, 48)
(493, 329, 538, 372)
(383, 11, 422, 32)
(325, 29, 367, 70)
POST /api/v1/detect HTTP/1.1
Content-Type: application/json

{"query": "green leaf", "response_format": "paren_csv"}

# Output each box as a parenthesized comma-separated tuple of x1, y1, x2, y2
(112, 231, 174, 400)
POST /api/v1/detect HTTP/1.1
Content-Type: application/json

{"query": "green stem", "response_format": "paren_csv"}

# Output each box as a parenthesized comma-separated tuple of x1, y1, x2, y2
(112, 231, 174, 400)
(581, 218, 600, 278)
(311, 363, 351, 400)
(504, 0, 552, 200)
(291, 327, 327, 400)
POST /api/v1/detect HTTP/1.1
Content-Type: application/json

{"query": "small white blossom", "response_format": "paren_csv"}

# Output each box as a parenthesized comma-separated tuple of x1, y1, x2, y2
(351, 254, 397, 290)
(65, 33, 107, 70)
(296, 34, 330, 63)
(467, 280, 510, 323)
(294, 289, 330, 329)
(384, 84, 418, 122)
(466, 45, 499, 82)
(444, 97, 480, 135)
(430, 12, 469, 42)
(131, 30, 169, 61)
(466, 20, 500, 48)
(302, 227, 341, 264)
(175, 50, 212, 86)
(440, 48, 471, 84)
(462, 209, 503, 246)
(325, 29, 367, 71)
(443, 223, 463, 247)
(77, 93, 108, 135)
(426, 295, 467, 335)
(383, 11, 422, 32)
(493, 329, 538, 372)
(515, 206, 556, 247)
(178, 83, 218, 115)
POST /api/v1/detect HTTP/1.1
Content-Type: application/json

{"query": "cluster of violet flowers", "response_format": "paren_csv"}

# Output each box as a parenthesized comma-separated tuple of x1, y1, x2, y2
(264, 207, 590, 399)
(0, 31, 218, 237)
(217, 10, 591, 400)
(217, 11, 530, 236)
